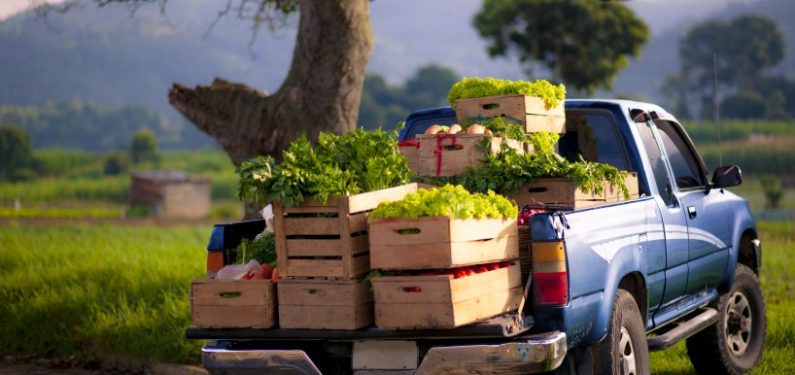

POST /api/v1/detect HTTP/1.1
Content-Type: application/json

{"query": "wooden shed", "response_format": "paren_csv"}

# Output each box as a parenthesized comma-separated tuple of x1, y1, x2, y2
(129, 171, 211, 219)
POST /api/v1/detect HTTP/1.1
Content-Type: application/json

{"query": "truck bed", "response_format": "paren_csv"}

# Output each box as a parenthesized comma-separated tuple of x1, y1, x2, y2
(186, 314, 533, 341)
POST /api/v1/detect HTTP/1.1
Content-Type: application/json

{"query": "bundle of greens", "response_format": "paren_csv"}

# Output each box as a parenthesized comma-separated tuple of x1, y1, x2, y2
(370, 184, 518, 220)
(238, 128, 411, 207)
(460, 117, 528, 142)
(234, 233, 277, 266)
(459, 132, 630, 199)
(447, 77, 566, 110)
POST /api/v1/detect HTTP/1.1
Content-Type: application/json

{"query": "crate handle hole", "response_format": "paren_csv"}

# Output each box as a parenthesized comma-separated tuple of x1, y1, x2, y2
(527, 187, 548, 193)
(481, 103, 500, 110)
(307, 289, 326, 296)
(442, 144, 464, 151)
(219, 292, 242, 299)
(395, 228, 421, 235)
(402, 286, 422, 293)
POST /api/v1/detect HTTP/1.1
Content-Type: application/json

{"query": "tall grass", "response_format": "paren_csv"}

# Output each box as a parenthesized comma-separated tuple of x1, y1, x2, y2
(0, 226, 209, 363)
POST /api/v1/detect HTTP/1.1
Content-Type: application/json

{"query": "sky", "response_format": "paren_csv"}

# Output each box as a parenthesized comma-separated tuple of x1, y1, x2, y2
(0, 0, 756, 32)
(0, 0, 63, 20)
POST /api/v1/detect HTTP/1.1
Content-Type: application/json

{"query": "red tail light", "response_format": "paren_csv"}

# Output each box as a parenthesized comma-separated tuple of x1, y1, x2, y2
(532, 241, 569, 306)
(533, 271, 569, 306)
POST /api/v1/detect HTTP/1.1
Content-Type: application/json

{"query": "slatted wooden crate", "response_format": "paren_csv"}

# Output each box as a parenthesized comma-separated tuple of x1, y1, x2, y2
(369, 216, 518, 270)
(191, 279, 276, 329)
(273, 183, 419, 279)
(416, 134, 523, 177)
(510, 172, 640, 209)
(372, 263, 523, 329)
(278, 278, 373, 330)
(397, 139, 420, 172)
(455, 95, 566, 134)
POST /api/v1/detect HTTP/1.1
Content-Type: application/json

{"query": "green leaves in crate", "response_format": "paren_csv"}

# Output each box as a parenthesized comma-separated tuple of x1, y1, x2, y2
(234, 233, 277, 266)
(459, 132, 630, 199)
(370, 184, 518, 220)
(447, 77, 566, 109)
(238, 128, 411, 207)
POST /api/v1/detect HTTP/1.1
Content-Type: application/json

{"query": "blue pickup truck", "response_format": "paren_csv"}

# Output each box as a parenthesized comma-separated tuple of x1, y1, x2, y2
(190, 100, 765, 375)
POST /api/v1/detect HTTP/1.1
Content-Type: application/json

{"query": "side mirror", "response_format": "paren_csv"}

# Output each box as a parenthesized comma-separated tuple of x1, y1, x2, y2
(712, 165, 743, 188)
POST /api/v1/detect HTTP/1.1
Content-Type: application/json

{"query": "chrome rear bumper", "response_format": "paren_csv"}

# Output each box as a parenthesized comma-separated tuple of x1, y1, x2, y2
(202, 331, 567, 375)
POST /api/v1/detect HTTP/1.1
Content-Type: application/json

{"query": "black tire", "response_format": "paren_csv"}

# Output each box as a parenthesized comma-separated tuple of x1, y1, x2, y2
(686, 264, 766, 375)
(592, 289, 650, 375)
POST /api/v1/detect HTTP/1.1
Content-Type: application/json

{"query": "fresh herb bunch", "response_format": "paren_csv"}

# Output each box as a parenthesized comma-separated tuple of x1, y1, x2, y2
(234, 233, 277, 266)
(448, 77, 566, 109)
(238, 128, 411, 207)
(459, 132, 629, 199)
(460, 117, 528, 142)
(370, 184, 518, 220)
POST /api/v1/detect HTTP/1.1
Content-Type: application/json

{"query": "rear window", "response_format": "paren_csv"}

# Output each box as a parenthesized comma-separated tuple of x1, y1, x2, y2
(559, 111, 629, 171)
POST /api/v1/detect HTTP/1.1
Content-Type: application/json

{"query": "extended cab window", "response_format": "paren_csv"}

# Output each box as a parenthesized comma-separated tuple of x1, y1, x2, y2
(654, 120, 706, 189)
(559, 111, 629, 171)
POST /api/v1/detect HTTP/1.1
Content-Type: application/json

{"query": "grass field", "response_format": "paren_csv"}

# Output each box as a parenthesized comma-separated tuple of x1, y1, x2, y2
(0, 220, 792, 372)
(0, 225, 208, 364)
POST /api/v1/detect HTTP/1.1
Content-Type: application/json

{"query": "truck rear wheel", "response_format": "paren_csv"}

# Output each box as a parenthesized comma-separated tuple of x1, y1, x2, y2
(686, 264, 766, 375)
(592, 289, 650, 375)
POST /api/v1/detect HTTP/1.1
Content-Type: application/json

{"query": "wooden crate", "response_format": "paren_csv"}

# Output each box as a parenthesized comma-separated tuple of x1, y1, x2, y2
(455, 94, 566, 134)
(397, 140, 420, 173)
(369, 216, 518, 270)
(372, 263, 523, 329)
(510, 173, 640, 209)
(417, 134, 523, 177)
(191, 279, 276, 329)
(273, 183, 419, 279)
(278, 278, 373, 330)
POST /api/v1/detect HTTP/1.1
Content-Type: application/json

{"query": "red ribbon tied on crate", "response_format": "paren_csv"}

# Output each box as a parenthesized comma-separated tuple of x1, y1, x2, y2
(434, 133, 457, 177)
(397, 139, 420, 149)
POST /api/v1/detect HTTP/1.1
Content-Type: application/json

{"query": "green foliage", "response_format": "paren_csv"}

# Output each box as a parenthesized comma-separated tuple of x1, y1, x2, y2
(473, 0, 648, 93)
(760, 175, 784, 209)
(238, 128, 411, 207)
(130, 127, 159, 164)
(459, 132, 629, 199)
(673, 14, 791, 120)
(0, 125, 34, 182)
(447, 77, 566, 109)
(0, 206, 121, 219)
(0, 100, 198, 151)
(103, 151, 130, 175)
(0, 225, 207, 364)
(234, 233, 277, 266)
(370, 184, 518, 220)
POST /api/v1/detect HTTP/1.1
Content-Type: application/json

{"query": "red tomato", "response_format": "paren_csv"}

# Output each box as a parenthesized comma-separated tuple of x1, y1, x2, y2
(260, 264, 273, 279)
(271, 268, 281, 283)
(475, 266, 489, 273)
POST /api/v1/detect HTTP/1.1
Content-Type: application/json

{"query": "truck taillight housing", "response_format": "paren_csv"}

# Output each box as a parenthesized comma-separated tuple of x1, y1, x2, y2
(532, 240, 569, 306)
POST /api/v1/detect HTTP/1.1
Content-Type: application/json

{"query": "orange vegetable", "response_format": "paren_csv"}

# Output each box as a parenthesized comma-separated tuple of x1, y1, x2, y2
(271, 268, 281, 283)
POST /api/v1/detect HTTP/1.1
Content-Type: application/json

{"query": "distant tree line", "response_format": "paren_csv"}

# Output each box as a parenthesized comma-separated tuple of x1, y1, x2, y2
(358, 64, 459, 129)
(665, 14, 795, 120)
(0, 100, 212, 151)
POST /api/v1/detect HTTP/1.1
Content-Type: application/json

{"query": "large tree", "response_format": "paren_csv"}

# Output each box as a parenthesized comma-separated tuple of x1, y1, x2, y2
(672, 14, 787, 119)
(473, 0, 648, 94)
(679, 15, 784, 94)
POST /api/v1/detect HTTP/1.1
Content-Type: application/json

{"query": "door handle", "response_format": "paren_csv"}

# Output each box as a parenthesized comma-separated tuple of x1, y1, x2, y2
(687, 205, 697, 219)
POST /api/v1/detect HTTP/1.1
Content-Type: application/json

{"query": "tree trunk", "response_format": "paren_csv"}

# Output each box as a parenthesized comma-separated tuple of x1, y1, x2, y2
(168, 0, 374, 166)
